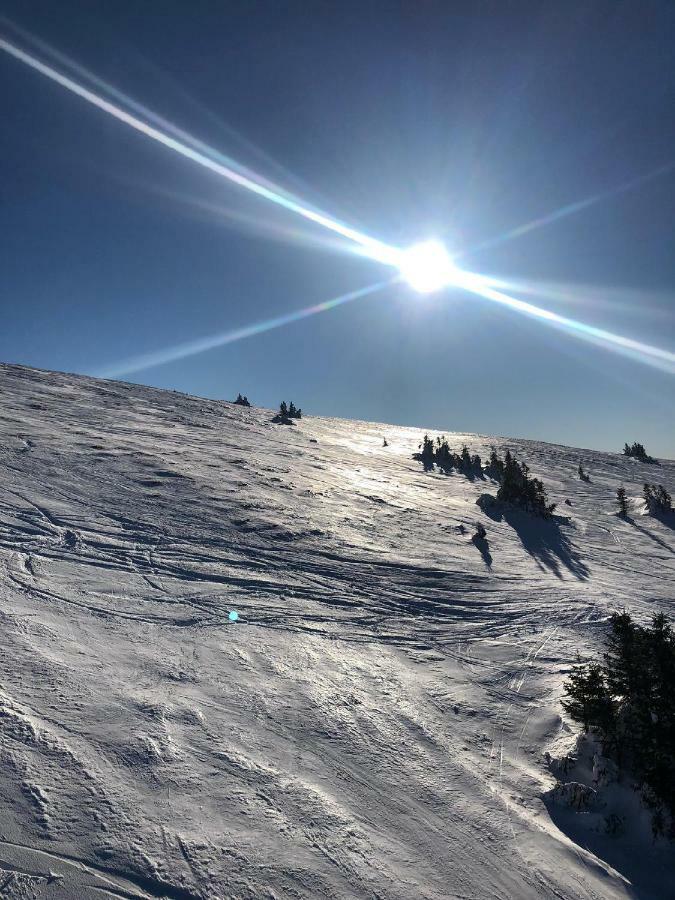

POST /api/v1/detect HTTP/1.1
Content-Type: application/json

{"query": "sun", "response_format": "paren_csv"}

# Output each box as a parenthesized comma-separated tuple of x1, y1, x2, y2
(399, 240, 459, 294)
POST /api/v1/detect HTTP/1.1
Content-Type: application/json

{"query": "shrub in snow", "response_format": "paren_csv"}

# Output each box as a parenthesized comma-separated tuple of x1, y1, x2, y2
(413, 435, 483, 478)
(485, 447, 504, 481)
(643, 483, 672, 516)
(578, 463, 590, 482)
(550, 781, 600, 811)
(234, 393, 251, 407)
(623, 442, 658, 464)
(273, 400, 302, 425)
(414, 440, 554, 515)
(495, 450, 556, 518)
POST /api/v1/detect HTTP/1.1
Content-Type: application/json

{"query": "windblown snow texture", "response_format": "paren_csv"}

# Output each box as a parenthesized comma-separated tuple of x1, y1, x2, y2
(0, 362, 673, 899)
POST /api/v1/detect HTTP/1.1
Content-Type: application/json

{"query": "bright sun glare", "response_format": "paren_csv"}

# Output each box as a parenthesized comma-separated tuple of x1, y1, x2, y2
(399, 240, 459, 294)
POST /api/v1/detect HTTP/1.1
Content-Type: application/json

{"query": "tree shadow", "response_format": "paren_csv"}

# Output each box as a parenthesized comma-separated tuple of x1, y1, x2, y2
(481, 501, 589, 580)
(543, 798, 675, 900)
(471, 533, 492, 568)
(627, 516, 675, 551)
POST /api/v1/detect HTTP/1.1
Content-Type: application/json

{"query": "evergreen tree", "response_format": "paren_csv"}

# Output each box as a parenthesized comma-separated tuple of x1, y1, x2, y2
(623, 442, 657, 463)
(616, 486, 629, 517)
(562, 661, 614, 733)
(564, 611, 675, 827)
(279, 401, 288, 418)
(644, 483, 672, 515)
(420, 434, 435, 467)
(487, 447, 504, 481)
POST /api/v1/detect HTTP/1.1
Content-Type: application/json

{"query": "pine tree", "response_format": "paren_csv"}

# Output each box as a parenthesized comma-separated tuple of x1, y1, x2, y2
(562, 661, 614, 733)
(616, 486, 629, 517)
(279, 401, 288, 418)
(563, 611, 675, 825)
(421, 434, 435, 466)
(487, 447, 504, 481)
(644, 484, 672, 515)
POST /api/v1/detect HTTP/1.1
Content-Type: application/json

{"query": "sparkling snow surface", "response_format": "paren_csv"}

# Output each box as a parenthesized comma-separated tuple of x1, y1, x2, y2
(0, 363, 673, 899)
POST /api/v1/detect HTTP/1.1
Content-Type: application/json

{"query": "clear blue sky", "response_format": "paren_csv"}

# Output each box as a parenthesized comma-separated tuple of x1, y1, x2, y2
(1, 1, 674, 457)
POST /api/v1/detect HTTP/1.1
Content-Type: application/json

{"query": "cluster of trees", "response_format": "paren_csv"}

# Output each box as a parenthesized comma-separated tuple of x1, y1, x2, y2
(490, 448, 557, 518)
(418, 435, 483, 475)
(562, 612, 675, 836)
(279, 401, 302, 419)
(616, 483, 672, 517)
(234, 393, 251, 407)
(415, 439, 556, 518)
(643, 483, 672, 516)
(623, 442, 658, 464)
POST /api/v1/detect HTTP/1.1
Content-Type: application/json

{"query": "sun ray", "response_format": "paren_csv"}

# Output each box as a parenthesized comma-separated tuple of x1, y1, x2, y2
(454, 270, 675, 375)
(461, 161, 675, 259)
(96, 279, 395, 378)
(0, 35, 401, 267)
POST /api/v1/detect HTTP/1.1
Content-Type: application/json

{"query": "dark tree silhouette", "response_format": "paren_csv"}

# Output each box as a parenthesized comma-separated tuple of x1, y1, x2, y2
(623, 442, 658, 464)
(616, 486, 629, 517)
(643, 483, 672, 515)
(562, 612, 675, 835)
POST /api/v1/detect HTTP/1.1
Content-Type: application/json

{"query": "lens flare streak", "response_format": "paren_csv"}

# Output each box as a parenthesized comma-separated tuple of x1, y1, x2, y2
(0, 36, 400, 267)
(463, 161, 675, 258)
(97, 279, 394, 378)
(455, 271, 675, 374)
(2, 32, 673, 380)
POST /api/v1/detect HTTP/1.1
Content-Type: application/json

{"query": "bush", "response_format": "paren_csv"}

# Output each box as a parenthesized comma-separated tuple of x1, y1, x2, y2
(234, 393, 251, 407)
(562, 612, 675, 835)
(279, 401, 301, 419)
(415, 435, 481, 477)
(495, 450, 556, 517)
(643, 483, 672, 516)
(414, 440, 554, 516)
(578, 463, 590, 482)
(623, 442, 658, 464)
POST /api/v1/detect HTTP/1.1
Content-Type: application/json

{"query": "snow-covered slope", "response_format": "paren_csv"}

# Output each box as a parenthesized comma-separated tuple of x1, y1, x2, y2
(0, 362, 673, 900)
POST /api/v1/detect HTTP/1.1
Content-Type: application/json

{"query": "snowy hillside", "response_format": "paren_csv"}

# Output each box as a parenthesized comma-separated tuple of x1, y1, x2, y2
(0, 362, 673, 900)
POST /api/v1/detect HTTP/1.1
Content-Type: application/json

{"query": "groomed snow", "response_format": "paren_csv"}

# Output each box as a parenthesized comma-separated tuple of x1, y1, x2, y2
(0, 362, 673, 899)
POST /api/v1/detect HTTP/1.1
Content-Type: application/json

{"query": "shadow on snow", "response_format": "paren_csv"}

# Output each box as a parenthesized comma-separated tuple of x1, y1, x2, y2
(482, 505, 590, 580)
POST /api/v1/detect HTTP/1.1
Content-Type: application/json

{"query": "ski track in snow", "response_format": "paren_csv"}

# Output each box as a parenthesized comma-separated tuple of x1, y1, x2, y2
(0, 362, 673, 899)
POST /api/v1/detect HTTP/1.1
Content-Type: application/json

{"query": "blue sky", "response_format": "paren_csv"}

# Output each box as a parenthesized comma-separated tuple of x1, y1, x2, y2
(1, 1, 674, 457)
